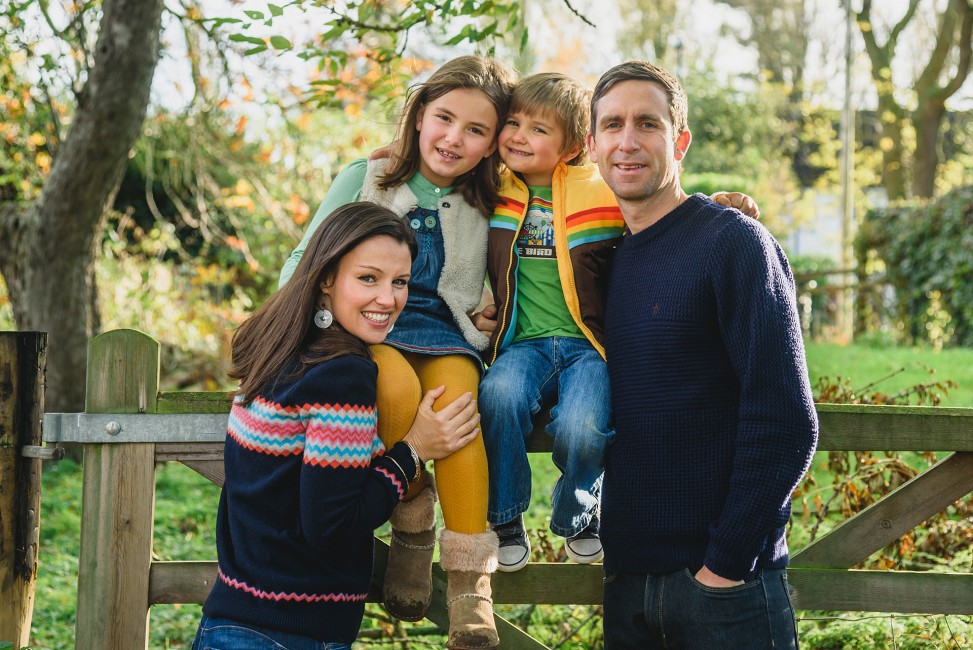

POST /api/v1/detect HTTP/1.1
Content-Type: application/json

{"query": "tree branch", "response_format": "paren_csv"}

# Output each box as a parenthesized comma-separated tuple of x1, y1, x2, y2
(561, 0, 596, 28)
(889, 0, 921, 45)
(916, 1, 957, 96)
(939, 0, 973, 99)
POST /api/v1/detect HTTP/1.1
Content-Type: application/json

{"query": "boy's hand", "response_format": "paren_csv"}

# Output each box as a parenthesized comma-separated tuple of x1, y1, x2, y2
(472, 304, 498, 336)
(712, 192, 760, 220)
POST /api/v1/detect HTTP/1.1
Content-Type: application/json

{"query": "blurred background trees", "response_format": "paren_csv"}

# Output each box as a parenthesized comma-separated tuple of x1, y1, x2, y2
(2, 0, 972, 401)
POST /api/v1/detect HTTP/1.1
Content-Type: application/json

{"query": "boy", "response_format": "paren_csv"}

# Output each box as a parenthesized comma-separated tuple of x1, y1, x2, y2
(479, 73, 622, 571)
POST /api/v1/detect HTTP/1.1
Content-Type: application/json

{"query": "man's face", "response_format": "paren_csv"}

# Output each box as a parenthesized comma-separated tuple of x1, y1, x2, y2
(587, 80, 691, 205)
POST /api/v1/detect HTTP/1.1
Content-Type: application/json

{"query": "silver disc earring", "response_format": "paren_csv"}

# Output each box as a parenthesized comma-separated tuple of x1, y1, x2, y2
(314, 309, 334, 329)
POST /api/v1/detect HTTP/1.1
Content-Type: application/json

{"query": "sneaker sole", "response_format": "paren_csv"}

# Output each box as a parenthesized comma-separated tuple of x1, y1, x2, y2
(497, 548, 530, 572)
(564, 544, 604, 564)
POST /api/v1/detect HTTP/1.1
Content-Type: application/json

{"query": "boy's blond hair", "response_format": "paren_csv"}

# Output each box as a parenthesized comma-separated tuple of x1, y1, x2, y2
(510, 72, 591, 166)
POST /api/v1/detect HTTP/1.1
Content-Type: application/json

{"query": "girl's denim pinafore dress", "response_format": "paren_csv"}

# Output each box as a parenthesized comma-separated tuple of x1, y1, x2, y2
(383, 176, 482, 369)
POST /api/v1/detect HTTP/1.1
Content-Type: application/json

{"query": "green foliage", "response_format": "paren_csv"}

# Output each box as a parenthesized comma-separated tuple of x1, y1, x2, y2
(855, 185, 973, 347)
(683, 74, 794, 180)
(99, 97, 396, 387)
(804, 342, 973, 408)
(207, 0, 523, 106)
(681, 73, 811, 235)
(682, 172, 752, 197)
(799, 615, 972, 650)
(0, 29, 56, 202)
(790, 254, 839, 341)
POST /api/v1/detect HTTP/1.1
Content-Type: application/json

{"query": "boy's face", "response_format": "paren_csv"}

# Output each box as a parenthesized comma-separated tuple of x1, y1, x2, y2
(498, 110, 581, 186)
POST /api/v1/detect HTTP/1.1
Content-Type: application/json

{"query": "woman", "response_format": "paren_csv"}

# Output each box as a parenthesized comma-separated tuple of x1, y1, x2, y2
(193, 202, 481, 649)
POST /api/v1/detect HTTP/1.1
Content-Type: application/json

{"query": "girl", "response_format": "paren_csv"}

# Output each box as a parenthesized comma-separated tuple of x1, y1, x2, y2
(279, 55, 514, 649)
(195, 202, 481, 650)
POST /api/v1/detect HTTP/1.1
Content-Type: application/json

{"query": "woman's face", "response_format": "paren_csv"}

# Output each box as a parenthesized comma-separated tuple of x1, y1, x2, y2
(321, 235, 413, 345)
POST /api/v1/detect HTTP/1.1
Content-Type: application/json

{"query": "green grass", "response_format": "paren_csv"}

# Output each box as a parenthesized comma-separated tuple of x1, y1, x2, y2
(805, 342, 973, 406)
(17, 342, 973, 649)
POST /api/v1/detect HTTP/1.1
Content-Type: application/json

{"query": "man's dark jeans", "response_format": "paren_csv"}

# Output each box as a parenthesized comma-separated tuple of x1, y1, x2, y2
(603, 568, 799, 649)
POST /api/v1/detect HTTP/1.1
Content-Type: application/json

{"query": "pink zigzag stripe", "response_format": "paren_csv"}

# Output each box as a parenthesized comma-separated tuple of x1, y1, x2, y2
(376, 465, 406, 499)
(218, 569, 367, 603)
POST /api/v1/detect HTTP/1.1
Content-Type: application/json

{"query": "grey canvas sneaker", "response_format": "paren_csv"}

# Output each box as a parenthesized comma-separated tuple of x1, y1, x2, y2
(564, 514, 603, 564)
(492, 514, 530, 572)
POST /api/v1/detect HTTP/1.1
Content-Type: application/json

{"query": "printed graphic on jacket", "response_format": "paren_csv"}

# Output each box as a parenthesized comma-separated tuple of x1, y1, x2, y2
(517, 195, 556, 260)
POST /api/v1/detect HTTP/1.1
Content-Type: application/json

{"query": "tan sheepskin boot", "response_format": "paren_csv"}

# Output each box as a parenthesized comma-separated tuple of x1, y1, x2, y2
(439, 528, 500, 650)
(382, 473, 438, 621)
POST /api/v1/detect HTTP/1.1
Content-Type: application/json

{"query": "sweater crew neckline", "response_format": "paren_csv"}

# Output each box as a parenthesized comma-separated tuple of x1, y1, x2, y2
(626, 193, 708, 246)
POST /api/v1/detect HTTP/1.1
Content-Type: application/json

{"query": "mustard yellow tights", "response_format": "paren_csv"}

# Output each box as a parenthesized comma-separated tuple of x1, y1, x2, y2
(370, 344, 489, 535)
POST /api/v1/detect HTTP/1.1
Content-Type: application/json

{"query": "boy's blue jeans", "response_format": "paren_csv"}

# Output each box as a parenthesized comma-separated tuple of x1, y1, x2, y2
(479, 336, 613, 537)
(602, 568, 799, 649)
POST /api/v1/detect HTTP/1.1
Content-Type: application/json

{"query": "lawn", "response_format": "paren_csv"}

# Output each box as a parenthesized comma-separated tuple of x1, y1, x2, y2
(13, 342, 973, 649)
(805, 341, 973, 406)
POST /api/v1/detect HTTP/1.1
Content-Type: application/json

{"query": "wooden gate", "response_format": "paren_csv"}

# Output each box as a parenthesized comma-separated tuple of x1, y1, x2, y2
(5, 329, 973, 648)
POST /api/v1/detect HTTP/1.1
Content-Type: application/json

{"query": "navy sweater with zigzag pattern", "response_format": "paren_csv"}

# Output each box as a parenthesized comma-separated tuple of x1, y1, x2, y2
(202, 354, 417, 642)
(603, 194, 819, 581)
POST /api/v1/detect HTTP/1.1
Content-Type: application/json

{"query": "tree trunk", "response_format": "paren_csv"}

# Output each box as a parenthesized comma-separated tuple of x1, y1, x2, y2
(0, 0, 164, 413)
(912, 99, 947, 199)
(878, 100, 909, 202)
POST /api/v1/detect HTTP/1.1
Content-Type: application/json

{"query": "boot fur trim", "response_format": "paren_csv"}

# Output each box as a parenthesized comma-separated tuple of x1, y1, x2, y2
(438, 529, 499, 574)
(389, 473, 437, 533)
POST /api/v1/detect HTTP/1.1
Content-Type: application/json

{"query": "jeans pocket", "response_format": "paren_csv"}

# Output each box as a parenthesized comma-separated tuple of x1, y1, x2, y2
(682, 568, 760, 595)
(662, 569, 772, 646)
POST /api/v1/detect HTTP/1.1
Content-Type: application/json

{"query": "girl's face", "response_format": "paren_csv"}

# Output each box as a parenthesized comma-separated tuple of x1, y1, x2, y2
(414, 88, 499, 188)
(321, 235, 412, 345)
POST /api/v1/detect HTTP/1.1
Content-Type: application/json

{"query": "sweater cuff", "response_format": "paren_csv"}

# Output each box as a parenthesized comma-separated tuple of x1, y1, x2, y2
(703, 541, 758, 582)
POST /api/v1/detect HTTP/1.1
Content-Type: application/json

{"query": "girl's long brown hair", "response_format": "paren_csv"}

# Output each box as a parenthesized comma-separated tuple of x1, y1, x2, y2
(230, 202, 417, 403)
(379, 55, 515, 217)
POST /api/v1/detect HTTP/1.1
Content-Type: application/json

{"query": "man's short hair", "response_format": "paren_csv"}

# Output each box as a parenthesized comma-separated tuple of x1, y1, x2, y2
(590, 61, 688, 137)
(511, 72, 591, 166)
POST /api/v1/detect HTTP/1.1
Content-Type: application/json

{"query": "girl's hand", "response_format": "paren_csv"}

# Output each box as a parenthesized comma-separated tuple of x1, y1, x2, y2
(472, 304, 498, 336)
(402, 385, 480, 462)
(712, 192, 760, 220)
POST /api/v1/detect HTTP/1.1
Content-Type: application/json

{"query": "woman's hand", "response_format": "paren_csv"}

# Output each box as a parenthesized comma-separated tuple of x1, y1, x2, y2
(402, 385, 481, 462)
(711, 192, 760, 220)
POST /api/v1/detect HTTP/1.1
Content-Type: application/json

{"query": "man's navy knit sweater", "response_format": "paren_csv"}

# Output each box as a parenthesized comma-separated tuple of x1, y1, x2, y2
(202, 354, 417, 642)
(603, 193, 819, 581)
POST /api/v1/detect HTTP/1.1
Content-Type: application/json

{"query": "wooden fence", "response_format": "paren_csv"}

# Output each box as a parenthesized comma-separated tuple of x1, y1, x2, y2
(3, 328, 973, 648)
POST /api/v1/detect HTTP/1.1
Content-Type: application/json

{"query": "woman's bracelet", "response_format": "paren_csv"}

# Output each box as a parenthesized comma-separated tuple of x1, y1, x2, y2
(403, 442, 423, 482)
(387, 456, 411, 484)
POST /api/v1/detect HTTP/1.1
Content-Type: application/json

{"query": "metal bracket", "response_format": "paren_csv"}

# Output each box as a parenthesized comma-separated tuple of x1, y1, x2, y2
(21, 445, 65, 460)
(42, 413, 229, 444)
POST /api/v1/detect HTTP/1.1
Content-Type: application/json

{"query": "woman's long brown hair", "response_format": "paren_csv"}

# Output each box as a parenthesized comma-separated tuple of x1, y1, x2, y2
(230, 202, 417, 403)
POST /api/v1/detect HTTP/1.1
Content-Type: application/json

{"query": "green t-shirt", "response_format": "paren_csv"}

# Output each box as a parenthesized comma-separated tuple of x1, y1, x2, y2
(513, 186, 584, 342)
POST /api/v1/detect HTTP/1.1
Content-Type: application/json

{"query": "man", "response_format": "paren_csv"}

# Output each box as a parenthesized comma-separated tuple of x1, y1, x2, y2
(587, 60, 819, 649)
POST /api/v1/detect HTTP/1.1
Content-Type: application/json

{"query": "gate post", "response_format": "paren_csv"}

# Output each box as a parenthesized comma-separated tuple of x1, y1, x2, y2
(0, 332, 46, 647)
(75, 330, 159, 650)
